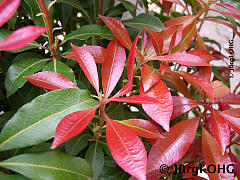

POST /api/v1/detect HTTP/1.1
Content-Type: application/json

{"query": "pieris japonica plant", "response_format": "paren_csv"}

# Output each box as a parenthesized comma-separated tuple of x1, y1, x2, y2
(0, 0, 240, 179)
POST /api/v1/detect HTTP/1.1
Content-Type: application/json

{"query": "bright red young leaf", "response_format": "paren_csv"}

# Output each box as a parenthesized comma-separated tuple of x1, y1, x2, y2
(51, 105, 99, 149)
(113, 33, 140, 98)
(162, 0, 173, 15)
(209, 109, 230, 154)
(209, 8, 240, 21)
(163, 70, 191, 98)
(0, 26, 47, 50)
(196, 33, 207, 50)
(141, 29, 147, 54)
(229, 151, 240, 179)
(72, 44, 99, 94)
(196, 66, 212, 82)
(216, 93, 240, 105)
(24, 71, 79, 90)
(222, 108, 240, 118)
(106, 116, 147, 180)
(187, 49, 214, 63)
(119, 119, 162, 138)
(211, 80, 230, 98)
(202, 127, 234, 180)
(141, 64, 161, 92)
(163, 15, 195, 27)
(100, 15, 132, 50)
(163, 0, 190, 14)
(144, 36, 157, 59)
(171, 96, 201, 119)
(213, 3, 239, 14)
(107, 95, 159, 104)
(0, 0, 21, 27)
(146, 29, 163, 56)
(145, 52, 211, 66)
(141, 80, 173, 131)
(176, 71, 214, 102)
(147, 117, 200, 172)
(64, 46, 106, 63)
(102, 38, 126, 98)
(220, 112, 240, 136)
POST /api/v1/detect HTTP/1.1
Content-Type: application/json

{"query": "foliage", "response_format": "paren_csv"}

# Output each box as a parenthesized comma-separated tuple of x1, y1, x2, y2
(0, 0, 240, 179)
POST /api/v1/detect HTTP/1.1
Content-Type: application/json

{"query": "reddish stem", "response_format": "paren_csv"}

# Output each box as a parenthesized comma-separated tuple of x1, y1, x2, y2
(38, 0, 55, 55)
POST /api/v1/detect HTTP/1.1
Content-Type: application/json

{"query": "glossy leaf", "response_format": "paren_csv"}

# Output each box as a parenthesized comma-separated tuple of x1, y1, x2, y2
(122, 13, 164, 32)
(141, 80, 173, 131)
(211, 80, 230, 98)
(210, 109, 230, 154)
(102, 39, 126, 98)
(216, 93, 240, 105)
(213, 3, 239, 14)
(220, 112, 240, 136)
(24, 71, 78, 90)
(141, 29, 147, 54)
(176, 71, 214, 102)
(146, 29, 163, 56)
(146, 52, 210, 66)
(0, 26, 47, 50)
(141, 64, 161, 92)
(196, 66, 212, 83)
(100, 15, 132, 50)
(64, 46, 106, 63)
(221, 108, 240, 118)
(62, 24, 114, 44)
(51, 105, 98, 149)
(113, 33, 140, 98)
(119, 119, 162, 138)
(202, 127, 234, 180)
(0, 151, 93, 180)
(121, 0, 136, 17)
(0, 0, 20, 27)
(85, 142, 104, 180)
(209, 8, 240, 21)
(187, 49, 214, 62)
(171, 96, 201, 119)
(5, 55, 48, 97)
(163, 15, 195, 27)
(108, 95, 159, 104)
(229, 151, 240, 179)
(106, 117, 147, 180)
(72, 44, 99, 94)
(0, 89, 97, 151)
(0, 172, 28, 180)
(147, 117, 199, 172)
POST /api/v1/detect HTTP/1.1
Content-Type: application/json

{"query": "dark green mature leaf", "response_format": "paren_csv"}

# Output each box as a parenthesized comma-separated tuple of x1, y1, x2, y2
(65, 129, 92, 156)
(105, 4, 127, 17)
(43, 60, 76, 83)
(85, 142, 104, 180)
(0, 89, 98, 151)
(63, 25, 114, 44)
(0, 151, 93, 180)
(5, 55, 49, 97)
(0, 172, 29, 180)
(122, 13, 165, 32)
(0, 29, 40, 53)
(121, 0, 136, 17)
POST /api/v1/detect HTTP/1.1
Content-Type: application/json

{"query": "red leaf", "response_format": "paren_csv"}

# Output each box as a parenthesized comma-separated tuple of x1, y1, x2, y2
(0, 0, 20, 27)
(209, 109, 230, 154)
(100, 15, 132, 50)
(144, 36, 157, 59)
(211, 80, 230, 99)
(209, 8, 240, 21)
(162, 0, 190, 14)
(107, 95, 159, 104)
(162, 0, 173, 15)
(176, 71, 214, 102)
(220, 112, 240, 136)
(147, 117, 199, 172)
(196, 66, 212, 82)
(24, 71, 78, 90)
(141, 29, 147, 54)
(0, 26, 47, 50)
(119, 119, 162, 138)
(229, 151, 240, 179)
(171, 96, 201, 119)
(141, 80, 173, 131)
(113, 33, 140, 98)
(102, 39, 126, 98)
(163, 16, 195, 27)
(202, 127, 234, 180)
(145, 53, 210, 66)
(146, 29, 163, 56)
(64, 46, 106, 63)
(72, 44, 99, 94)
(222, 108, 240, 118)
(51, 105, 99, 149)
(216, 93, 240, 105)
(187, 49, 214, 63)
(141, 64, 161, 92)
(106, 116, 147, 180)
(196, 33, 207, 50)
(214, 3, 239, 14)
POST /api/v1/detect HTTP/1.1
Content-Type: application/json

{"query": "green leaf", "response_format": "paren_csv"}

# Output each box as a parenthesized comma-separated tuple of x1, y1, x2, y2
(63, 25, 114, 44)
(0, 89, 98, 151)
(5, 54, 49, 97)
(65, 129, 92, 156)
(0, 29, 40, 53)
(105, 4, 127, 17)
(122, 13, 165, 32)
(0, 151, 93, 180)
(121, 0, 136, 17)
(0, 172, 29, 180)
(85, 142, 104, 180)
(42, 60, 76, 83)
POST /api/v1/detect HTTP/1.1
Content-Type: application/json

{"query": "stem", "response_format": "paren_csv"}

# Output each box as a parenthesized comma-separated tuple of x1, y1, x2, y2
(38, 0, 55, 57)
